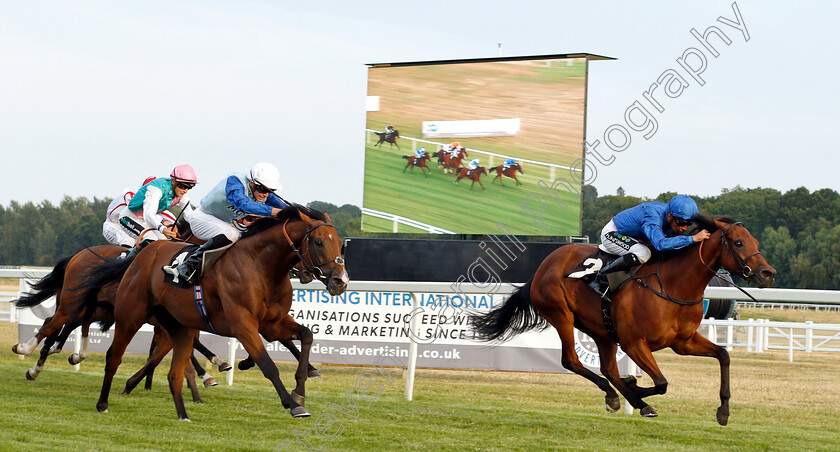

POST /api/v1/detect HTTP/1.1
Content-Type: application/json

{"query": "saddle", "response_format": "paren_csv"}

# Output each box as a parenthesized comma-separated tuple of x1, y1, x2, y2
(163, 243, 234, 288)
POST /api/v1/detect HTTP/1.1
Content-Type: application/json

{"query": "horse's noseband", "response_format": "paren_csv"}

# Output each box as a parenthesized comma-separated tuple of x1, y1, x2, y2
(283, 220, 345, 283)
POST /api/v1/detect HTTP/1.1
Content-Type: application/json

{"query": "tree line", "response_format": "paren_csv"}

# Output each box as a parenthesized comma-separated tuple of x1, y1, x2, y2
(1, 185, 838, 289)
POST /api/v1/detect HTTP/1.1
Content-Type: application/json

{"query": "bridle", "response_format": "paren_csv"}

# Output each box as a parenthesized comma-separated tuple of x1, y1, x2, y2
(282, 219, 345, 283)
(700, 221, 761, 280)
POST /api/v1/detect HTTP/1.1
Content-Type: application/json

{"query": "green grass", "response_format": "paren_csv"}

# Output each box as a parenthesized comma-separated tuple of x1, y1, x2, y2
(361, 144, 580, 235)
(3, 320, 840, 451)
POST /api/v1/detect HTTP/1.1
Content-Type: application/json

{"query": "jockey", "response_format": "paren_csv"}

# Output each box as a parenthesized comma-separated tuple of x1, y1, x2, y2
(163, 162, 288, 285)
(385, 125, 395, 138)
(503, 158, 516, 170)
(102, 176, 175, 247)
(467, 158, 480, 171)
(415, 147, 426, 160)
(117, 165, 197, 257)
(588, 194, 710, 295)
(449, 142, 462, 159)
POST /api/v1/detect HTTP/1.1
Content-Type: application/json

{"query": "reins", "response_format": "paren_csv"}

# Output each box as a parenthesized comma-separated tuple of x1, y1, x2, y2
(633, 221, 761, 304)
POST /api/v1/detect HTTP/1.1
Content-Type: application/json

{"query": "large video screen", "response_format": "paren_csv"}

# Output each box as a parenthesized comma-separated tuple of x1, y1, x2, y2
(362, 55, 592, 236)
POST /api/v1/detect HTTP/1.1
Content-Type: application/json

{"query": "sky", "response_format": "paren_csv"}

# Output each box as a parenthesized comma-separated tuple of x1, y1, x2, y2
(1, 0, 838, 209)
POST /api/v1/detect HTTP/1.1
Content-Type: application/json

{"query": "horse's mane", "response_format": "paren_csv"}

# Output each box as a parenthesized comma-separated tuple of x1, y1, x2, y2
(241, 203, 328, 239)
(650, 215, 739, 262)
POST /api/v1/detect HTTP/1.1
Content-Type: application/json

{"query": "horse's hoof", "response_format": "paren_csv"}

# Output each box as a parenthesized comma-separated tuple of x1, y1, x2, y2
(291, 390, 305, 406)
(68, 353, 83, 365)
(237, 359, 255, 371)
(308, 369, 321, 378)
(216, 361, 232, 372)
(605, 396, 620, 413)
(640, 406, 658, 418)
(203, 377, 218, 387)
(12, 344, 29, 356)
(97, 403, 109, 413)
(716, 407, 729, 426)
(290, 406, 311, 418)
(179, 417, 192, 422)
(25, 369, 37, 381)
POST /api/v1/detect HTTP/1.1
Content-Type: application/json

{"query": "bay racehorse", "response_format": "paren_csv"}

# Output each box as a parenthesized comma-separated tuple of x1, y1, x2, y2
(374, 130, 400, 150)
(470, 216, 775, 425)
(402, 153, 431, 177)
(81, 205, 348, 419)
(442, 150, 468, 174)
(454, 166, 487, 190)
(490, 163, 523, 186)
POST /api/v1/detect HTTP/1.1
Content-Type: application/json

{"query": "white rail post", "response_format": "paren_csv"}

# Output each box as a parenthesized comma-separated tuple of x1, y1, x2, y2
(392, 219, 398, 233)
(404, 292, 421, 401)
(764, 319, 770, 351)
(788, 328, 794, 362)
(708, 318, 717, 343)
(227, 337, 237, 386)
(756, 320, 763, 353)
(747, 319, 754, 352)
(726, 318, 734, 351)
(805, 321, 813, 352)
(623, 359, 637, 415)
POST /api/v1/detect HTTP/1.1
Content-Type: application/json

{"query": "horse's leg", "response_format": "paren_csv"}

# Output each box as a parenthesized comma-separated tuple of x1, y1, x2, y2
(232, 318, 309, 417)
(68, 322, 91, 365)
(616, 339, 669, 417)
(98, 313, 146, 413)
(277, 315, 313, 403)
(592, 338, 653, 415)
(143, 326, 163, 390)
(671, 333, 731, 426)
(164, 326, 196, 420)
(123, 331, 173, 395)
(184, 356, 202, 403)
(478, 178, 485, 191)
(280, 339, 321, 378)
(541, 312, 621, 411)
(193, 336, 231, 372)
(25, 328, 62, 380)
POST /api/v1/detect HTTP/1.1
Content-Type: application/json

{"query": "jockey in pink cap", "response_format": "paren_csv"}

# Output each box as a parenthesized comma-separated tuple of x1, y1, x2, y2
(116, 164, 198, 258)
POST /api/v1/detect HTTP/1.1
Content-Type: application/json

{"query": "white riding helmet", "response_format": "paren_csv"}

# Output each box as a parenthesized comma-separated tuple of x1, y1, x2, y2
(249, 162, 283, 193)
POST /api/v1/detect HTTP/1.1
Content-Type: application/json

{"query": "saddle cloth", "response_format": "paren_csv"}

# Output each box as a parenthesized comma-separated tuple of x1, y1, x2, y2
(566, 249, 640, 292)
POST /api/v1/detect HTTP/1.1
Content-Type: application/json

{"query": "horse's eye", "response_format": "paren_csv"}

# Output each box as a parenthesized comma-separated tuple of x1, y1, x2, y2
(734, 240, 744, 248)
(315, 239, 324, 247)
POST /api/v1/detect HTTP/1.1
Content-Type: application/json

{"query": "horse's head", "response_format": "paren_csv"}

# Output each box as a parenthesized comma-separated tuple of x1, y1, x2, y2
(516, 164, 523, 173)
(296, 210, 349, 295)
(477, 167, 487, 175)
(708, 217, 776, 288)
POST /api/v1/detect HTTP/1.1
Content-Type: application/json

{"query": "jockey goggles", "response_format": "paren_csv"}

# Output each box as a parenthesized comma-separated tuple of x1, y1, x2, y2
(175, 182, 195, 190)
(253, 183, 274, 194)
(673, 216, 692, 226)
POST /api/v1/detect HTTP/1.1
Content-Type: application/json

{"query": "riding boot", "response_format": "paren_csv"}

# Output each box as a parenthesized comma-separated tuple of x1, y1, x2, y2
(162, 235, 232, 286)
(119, 238, 154, 260)
(588, 253, 641, 296)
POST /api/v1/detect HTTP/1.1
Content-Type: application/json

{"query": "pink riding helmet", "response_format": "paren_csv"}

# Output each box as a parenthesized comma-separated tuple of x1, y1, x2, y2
(170, 164, 198, 184)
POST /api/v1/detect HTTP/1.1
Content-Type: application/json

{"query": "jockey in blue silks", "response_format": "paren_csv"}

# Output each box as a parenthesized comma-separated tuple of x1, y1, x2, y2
(415, 147, 426, 159)
(589, 194, 710, 295)
(502, 158, 516, 170)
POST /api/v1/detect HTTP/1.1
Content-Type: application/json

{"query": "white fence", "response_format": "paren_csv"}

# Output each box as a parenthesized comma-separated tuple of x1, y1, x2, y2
(701, 318, 840, 362)
(366, 129, 580, 180)
(361, 207, 455, 234)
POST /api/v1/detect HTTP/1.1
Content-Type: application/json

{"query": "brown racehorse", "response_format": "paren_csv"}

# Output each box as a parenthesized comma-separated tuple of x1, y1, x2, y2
(81, 205, 348, 419)
(490, 163, 523, 186)
(402, 153, 431, 177)
(470, 216, 776, 425)
(374, 130, 400, 150)
(454, 166, 487, 190)
(442, 149, 469, 173)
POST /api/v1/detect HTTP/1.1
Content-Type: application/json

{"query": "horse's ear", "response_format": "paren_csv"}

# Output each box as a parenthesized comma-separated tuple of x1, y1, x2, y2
(297, 210, 314, 224)
(324, 211, 331, 222)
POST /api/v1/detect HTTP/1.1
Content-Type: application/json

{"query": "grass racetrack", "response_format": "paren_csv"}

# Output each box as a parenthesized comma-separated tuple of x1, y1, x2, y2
(2, 319, 840, 451)
(362, 142, 580, 235)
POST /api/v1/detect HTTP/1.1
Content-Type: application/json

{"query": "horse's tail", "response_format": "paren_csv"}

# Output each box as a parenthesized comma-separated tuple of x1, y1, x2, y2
(402, 155, 410, 160)
(14, 255, 73, 308)
(75, 253, 136, 316)
(469, 278, 547, 342)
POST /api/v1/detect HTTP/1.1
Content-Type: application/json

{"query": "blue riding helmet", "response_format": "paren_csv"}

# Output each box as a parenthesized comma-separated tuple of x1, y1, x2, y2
(667, 195, 698, 220)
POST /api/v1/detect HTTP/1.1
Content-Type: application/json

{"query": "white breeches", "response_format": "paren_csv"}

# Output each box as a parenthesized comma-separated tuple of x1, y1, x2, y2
(188, 207, 242, 243)
(598, 220, 652, 263)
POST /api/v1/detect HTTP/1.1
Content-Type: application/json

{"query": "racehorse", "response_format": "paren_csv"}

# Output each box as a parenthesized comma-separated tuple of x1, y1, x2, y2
(11, 244, 232, 380)
(454, 166, 487, 190)
(402, 153, 431, 177)
(470, 216, 776, 425)
(80, 205, 348, 419)
(442, 149, 468, 173)
(490, 163, 523, 186)
(374, 130, 400, 150)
